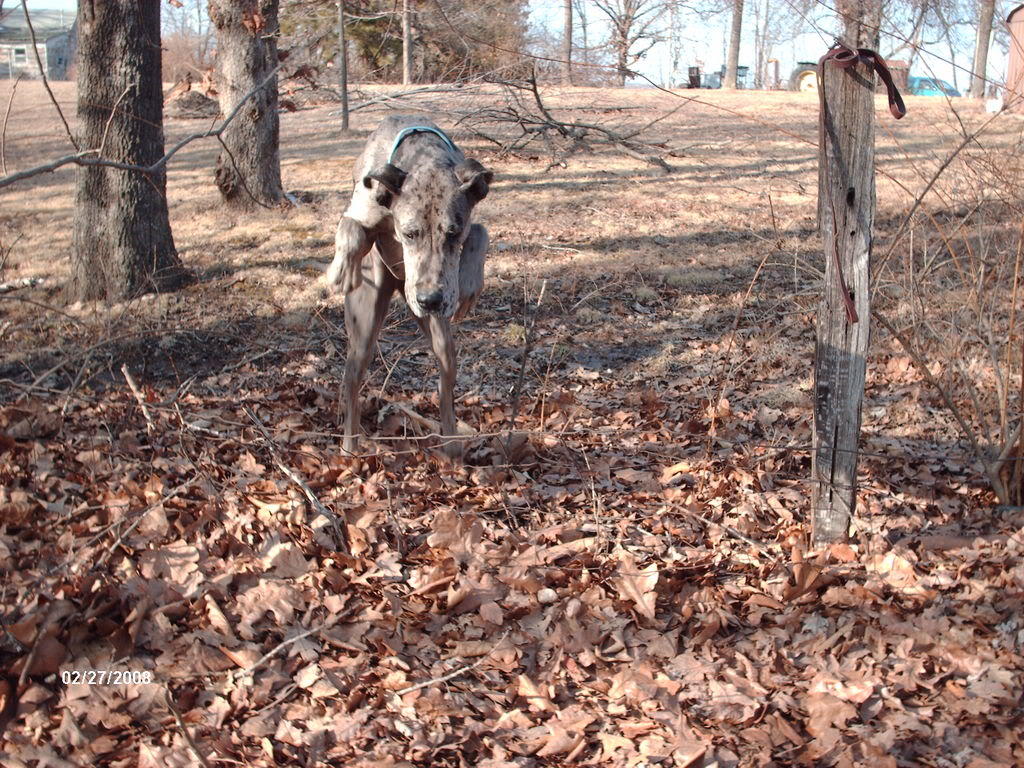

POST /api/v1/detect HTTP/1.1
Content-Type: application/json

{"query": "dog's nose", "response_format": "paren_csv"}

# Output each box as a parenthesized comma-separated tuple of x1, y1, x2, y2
(417, 290, 444, 313)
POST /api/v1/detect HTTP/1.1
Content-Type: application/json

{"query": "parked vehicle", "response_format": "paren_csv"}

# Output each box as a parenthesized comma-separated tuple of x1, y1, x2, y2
(684, 65, 748, 89)
(788, 61, 819, 92)
(906, 76, 961, 97)
(790, 60, 946, 97)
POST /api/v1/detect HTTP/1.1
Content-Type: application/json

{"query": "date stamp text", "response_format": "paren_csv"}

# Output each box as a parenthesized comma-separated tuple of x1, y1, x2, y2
(61, 669, 153, 685)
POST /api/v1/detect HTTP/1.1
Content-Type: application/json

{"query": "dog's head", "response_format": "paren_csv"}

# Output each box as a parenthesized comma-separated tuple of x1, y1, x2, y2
(363, 158, 492, 318)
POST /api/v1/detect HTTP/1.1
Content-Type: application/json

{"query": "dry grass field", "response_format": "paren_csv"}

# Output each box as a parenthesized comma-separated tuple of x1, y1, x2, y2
(2, 79, 1024, 766)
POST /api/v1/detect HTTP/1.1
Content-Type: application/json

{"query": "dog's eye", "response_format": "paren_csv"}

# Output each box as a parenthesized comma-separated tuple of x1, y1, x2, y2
(445, 225, 460, 237)
(403, 229, 420, 240)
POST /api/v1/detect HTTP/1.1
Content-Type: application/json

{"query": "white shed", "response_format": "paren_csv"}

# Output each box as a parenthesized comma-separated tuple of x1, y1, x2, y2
(1009, 5, 1024, 111)
(0, 8, 76, 80)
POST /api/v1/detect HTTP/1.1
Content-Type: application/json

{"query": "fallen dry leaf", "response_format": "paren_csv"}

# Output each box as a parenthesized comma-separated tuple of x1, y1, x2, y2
(612, 549, 659, 620)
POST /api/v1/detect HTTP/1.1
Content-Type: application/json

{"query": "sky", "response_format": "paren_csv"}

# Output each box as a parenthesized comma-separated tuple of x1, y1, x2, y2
(21, 0, 75, 10)
(526, 0, 1014, 94)
(18, 0, 1015, 94)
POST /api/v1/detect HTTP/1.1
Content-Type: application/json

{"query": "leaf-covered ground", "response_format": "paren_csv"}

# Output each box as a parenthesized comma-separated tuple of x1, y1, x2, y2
(2, 82, 1024, 766)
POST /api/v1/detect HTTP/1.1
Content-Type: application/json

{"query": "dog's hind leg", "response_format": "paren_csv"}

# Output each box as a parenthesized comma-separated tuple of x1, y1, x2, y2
(342, 253, 398, 454)
(327, 216, 373, 294)
(453, 224, 488, 323)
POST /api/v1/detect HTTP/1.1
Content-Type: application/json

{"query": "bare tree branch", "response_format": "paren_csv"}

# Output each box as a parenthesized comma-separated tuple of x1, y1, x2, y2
(0, 64, 282, 190)
(1, 73, 22, 175)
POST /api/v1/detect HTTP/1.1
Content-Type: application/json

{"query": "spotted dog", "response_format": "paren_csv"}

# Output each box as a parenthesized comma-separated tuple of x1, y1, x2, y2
(326, 115, 492, 456)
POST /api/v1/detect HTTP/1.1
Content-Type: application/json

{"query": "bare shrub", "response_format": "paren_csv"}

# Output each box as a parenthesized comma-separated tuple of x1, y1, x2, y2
(875, 123, 1024, 504)
(161, 0, 215, 83)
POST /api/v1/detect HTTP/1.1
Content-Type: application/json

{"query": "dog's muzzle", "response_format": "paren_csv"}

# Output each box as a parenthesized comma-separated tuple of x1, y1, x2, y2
(417, 290, 445, 314)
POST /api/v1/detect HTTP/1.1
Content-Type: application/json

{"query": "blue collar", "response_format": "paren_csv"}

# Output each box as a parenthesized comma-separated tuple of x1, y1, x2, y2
(388, 126, 457, 164)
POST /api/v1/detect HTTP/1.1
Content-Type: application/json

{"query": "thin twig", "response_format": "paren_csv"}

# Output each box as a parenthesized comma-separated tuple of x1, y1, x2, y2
(1, 72, 23, 175)
(243, 406, 348, 551)
(214, 134, 277, 210)
(345, 84, 482, 113)
(16, 601, 74, 688)
(673, 502, 774, 557)
(1002, 218, 1024, 446)
(496, 72, 671, 172)
(0, 275, 42, 294)
(396, 628, 511, 696)
(233, 624, 324, 683)
(164, 687, 212, 768)
(92, 481, 195, 571)
(121, 363, 155, 434)
(99, 80, 136, 159)
(873, 310, 985, 467)
(872, 109, 1004, 281)
(699, 237, 775, 495)
(16, 624, 44, 689)
(21, 0, 77, 150)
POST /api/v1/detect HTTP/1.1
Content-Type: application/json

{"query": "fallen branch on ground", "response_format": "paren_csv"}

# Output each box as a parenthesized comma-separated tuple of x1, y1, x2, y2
(454, 72, 673, 173)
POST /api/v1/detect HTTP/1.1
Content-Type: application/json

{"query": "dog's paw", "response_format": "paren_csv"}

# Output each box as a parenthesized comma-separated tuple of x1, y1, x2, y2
(324, 257, 345, 287)
(323, 260, 364, 295)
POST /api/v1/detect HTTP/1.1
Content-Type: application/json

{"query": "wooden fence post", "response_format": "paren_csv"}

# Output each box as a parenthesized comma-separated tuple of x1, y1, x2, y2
(811, 50, 876, 546)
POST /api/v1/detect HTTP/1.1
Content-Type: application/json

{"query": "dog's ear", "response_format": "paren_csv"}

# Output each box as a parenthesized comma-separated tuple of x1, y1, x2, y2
(363, 163, 407, 207)
(455, 159, 493, 205)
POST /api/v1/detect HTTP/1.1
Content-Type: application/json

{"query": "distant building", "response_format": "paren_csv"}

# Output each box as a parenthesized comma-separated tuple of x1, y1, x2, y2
(1009, 5, 1024, 112)
(0, 8, 76, 80)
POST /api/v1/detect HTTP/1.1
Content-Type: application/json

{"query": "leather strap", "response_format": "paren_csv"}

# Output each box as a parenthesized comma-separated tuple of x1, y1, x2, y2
(817, 44, 906, 324)
(819, 45, 906, 120)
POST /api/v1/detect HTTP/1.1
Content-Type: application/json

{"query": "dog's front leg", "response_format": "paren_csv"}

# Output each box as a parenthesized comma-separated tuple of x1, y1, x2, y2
(326, 216, 373, 294)
(420, 314, 459, 457)
(454, 224, 488, 323)
(342, 256, 397, 454)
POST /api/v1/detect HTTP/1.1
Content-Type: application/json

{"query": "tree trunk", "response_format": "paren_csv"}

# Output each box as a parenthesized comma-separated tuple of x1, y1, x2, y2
(836, 0, 880, 49)
(576, 0, 589, 75)
(402, 0, 412, 86)
(338, 0, 349, 130)
(616, 40, 628, 87)
(562, 0, 572, 86)
(71, 0, 183, 302)
(668, 1, 680, 87)
(811, 0, 880, 546)
(969, 0, 995, 98)
(208, 0, 283, 208)
(723, 0, 744, 89)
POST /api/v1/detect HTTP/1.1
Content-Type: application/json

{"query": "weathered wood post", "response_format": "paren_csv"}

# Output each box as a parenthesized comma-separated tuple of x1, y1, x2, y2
(812, 1, 903, 546)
